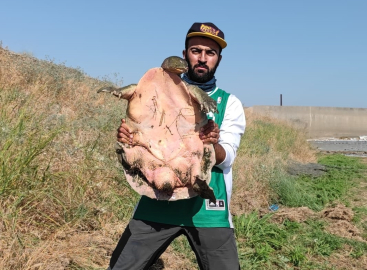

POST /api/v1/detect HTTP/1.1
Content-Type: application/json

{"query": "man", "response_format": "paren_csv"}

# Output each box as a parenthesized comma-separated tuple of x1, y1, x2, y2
(108, 22, 246, 270)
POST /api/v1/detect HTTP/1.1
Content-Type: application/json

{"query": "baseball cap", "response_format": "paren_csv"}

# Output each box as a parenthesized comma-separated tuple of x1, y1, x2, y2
(186, 22, 227, 49)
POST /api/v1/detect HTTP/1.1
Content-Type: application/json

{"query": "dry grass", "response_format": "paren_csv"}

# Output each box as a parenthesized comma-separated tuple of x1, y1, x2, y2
(0, 46, 319, 269)
(0, 46, 136, 269)
(231, 108, 317, 216)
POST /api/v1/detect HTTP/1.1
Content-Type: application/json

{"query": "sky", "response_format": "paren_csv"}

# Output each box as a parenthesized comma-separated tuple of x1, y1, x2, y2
(1, 0, 366, 108)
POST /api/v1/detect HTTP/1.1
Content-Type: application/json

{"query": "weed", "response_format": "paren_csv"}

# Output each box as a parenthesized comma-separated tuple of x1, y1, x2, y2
(287, 245, 307, 266)
(344, 239, 367, 259)
(235, 212, 286, 249)
(0, 103, 62, 195)
(352, 206, 367, 223)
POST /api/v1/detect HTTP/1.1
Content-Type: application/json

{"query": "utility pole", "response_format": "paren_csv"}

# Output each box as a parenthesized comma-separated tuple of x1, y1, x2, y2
(280, 94, 283, 106)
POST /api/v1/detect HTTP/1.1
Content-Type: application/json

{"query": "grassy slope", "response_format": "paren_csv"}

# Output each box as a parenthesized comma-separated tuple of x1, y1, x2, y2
(1, 46, 366, 270)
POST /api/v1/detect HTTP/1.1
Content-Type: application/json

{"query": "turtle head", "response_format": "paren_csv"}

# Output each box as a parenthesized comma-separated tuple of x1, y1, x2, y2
(161, 56, 188, 74)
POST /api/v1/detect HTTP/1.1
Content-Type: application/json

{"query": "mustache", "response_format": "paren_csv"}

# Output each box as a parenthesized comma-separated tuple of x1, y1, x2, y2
(194, 63, 209, 70)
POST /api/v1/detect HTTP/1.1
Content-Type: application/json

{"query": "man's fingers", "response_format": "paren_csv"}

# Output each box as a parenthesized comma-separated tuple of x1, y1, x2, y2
(118, 127, 132, 138)
(200, 132, 220, 140)
(117, 131, 132, 144)
(117, 119, 133, 144)
(200, 120, 219, 134)
(199, 129, 220, 145)
(201, 137, 219, 145)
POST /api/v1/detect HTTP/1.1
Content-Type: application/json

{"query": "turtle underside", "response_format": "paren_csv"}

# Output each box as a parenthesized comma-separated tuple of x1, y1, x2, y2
(108, 67, 217, 202)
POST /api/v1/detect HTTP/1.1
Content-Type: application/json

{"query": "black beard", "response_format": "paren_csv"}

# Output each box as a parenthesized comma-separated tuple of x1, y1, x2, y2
(185, 54, 219, 83)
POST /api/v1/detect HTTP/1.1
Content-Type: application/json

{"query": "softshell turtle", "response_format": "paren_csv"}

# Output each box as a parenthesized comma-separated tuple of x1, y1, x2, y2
(98, 56, 218, 202)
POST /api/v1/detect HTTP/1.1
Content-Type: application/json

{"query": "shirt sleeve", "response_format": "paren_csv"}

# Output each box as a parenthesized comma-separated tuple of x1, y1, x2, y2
(215, 94, 246, 170)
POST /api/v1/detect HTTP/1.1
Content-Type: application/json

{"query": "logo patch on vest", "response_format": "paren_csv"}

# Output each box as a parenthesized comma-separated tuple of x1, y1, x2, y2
(217, 97, 222, 104)
(205, 199, 226, 211)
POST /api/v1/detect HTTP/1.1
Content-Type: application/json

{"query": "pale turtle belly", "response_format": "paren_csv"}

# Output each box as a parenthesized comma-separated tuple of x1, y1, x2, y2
(116, 67, 216, 201)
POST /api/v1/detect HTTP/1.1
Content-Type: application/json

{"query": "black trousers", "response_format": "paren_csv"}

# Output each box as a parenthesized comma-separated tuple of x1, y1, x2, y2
(108, 219, 240, 270)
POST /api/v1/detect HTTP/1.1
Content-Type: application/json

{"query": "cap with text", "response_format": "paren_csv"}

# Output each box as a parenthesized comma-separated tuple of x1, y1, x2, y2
(186, 22, 227, 49)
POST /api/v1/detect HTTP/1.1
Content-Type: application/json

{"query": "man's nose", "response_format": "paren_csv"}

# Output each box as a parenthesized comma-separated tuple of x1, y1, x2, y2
(198, 51, 207, 62)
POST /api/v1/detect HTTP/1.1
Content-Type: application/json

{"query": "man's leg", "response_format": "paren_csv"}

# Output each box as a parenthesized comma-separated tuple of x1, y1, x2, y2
(184, 227, 240, 270)
(109, 219, 182, 270)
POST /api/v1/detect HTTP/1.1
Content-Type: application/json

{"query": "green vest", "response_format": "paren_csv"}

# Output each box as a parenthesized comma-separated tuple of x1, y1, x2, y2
(133, 88, 231, 227)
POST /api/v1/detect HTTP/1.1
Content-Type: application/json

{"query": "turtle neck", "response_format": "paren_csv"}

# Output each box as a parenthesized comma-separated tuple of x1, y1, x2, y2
(182, 73, 217, 93)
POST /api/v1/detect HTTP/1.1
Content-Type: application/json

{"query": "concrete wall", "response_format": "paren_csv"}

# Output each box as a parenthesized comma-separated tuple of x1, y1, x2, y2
(250, 106, 367, 139)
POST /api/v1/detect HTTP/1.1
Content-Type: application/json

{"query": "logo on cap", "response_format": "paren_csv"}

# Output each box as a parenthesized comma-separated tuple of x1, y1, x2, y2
(200, 24, 220, 36)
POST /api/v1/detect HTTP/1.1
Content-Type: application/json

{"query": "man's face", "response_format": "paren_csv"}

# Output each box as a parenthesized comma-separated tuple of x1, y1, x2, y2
(183, 36, 222, 83)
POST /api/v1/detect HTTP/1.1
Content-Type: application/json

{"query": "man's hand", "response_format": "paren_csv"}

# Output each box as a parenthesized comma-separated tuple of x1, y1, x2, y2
(199, 119, 225, 165)
(199, 119, 220, 144)
(117, 119, 133, 144)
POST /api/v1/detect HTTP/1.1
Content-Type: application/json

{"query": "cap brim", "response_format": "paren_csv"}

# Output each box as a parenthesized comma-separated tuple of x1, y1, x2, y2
(187, 32, 227, 49)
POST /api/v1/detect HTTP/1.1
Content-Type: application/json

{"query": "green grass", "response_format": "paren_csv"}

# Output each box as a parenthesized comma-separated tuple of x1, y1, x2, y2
(234, 214, 367, 269)
(0, 97, 62, 196)
(234, 212, 287, 269)
(269, 154, 366, 211)
(232, 154, 367, 269)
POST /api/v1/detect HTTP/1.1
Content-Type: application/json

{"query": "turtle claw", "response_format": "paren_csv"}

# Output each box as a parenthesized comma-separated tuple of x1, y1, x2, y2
(185, 84, 218, 114)
(193, 178, 216, 203)
(201, 99, 218, 114)
(201, 188, 216, 204)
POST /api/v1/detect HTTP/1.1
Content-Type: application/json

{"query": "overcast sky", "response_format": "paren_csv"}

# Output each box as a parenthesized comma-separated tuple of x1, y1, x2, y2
(1, 0, 366, 108)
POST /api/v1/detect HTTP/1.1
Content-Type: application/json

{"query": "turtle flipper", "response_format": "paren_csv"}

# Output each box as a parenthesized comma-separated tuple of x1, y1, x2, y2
(185, 83, 218, 114)
(192, 178, 216, 204)
(97, 84, 137, 100)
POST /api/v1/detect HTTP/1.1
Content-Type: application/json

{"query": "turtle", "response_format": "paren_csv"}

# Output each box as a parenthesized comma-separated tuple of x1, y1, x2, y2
(97, 56, 218, 203)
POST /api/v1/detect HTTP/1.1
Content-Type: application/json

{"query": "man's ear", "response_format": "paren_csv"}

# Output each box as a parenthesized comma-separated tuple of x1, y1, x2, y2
(217, 54, 222, 66)
(182, 50, 186, 59)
